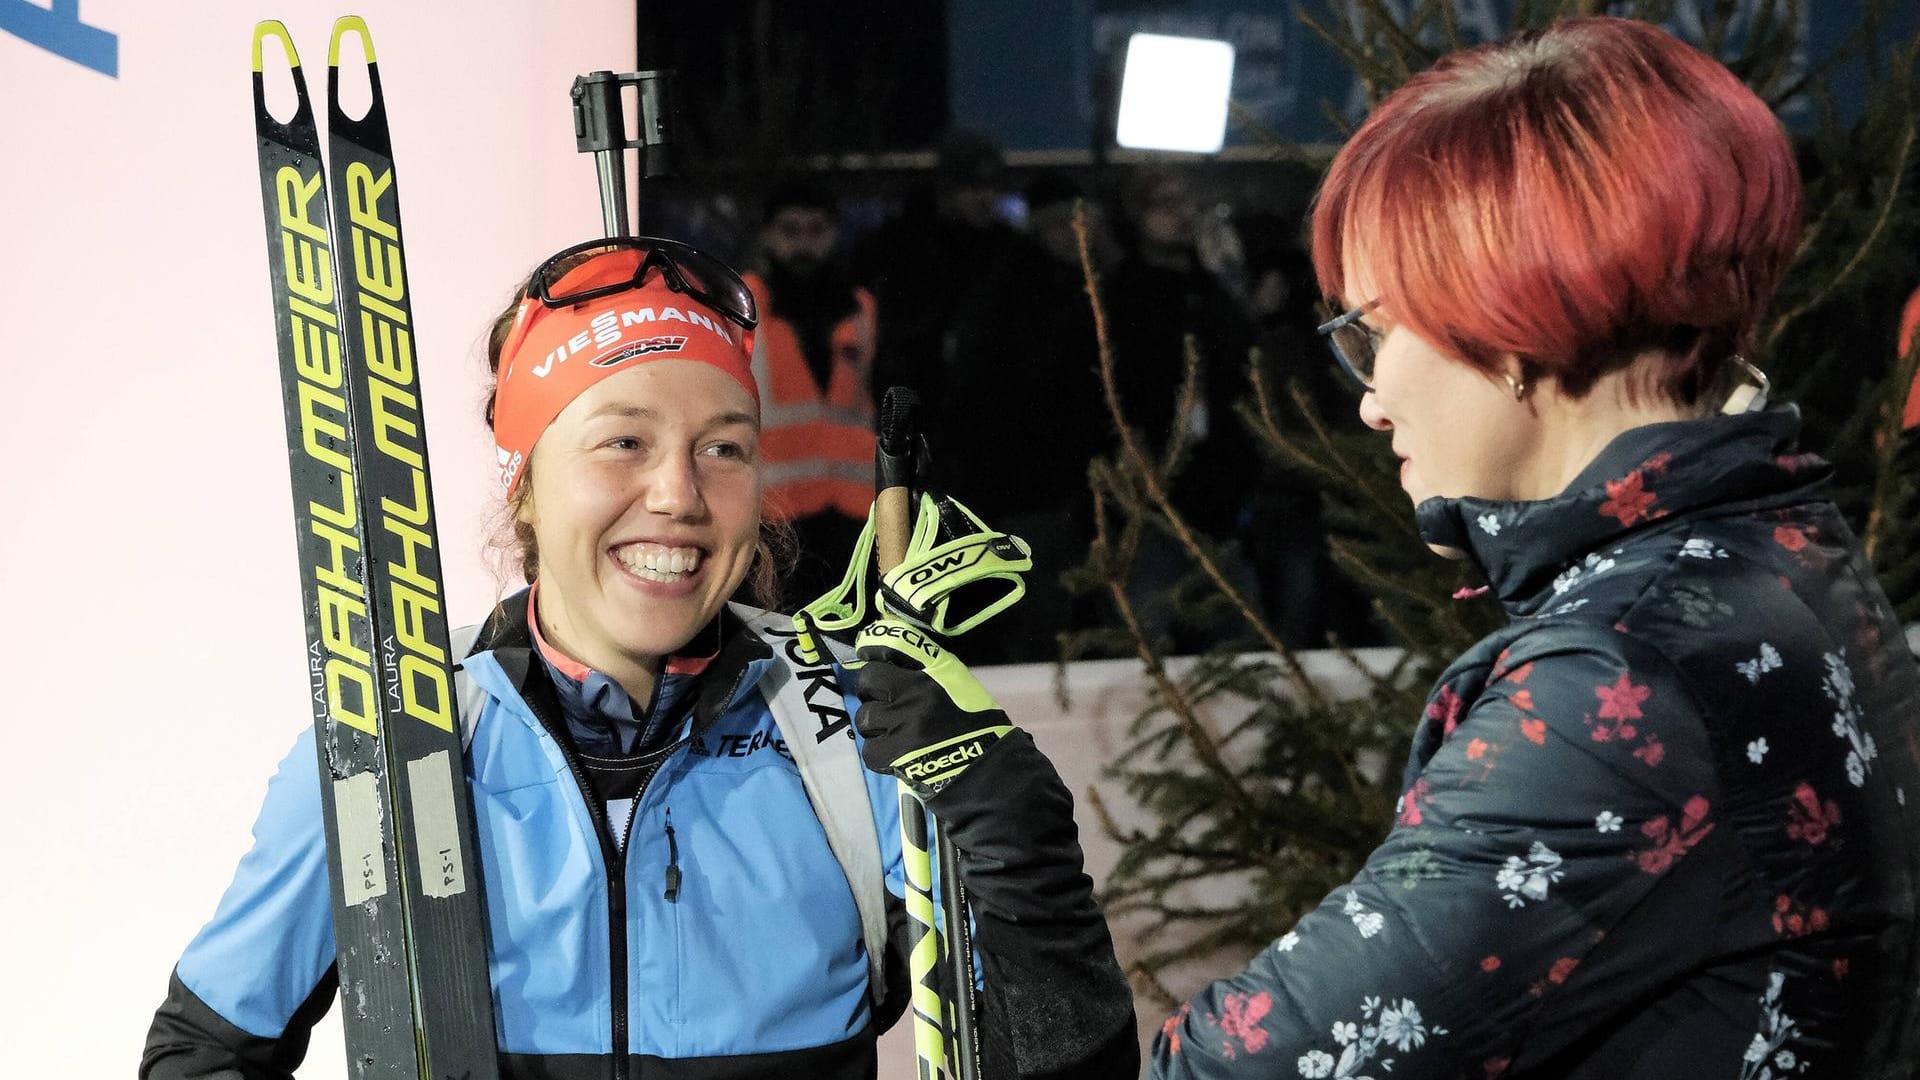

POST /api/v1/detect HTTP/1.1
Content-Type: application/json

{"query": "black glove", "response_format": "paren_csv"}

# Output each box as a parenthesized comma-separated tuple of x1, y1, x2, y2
(848, 618, 1015, 791)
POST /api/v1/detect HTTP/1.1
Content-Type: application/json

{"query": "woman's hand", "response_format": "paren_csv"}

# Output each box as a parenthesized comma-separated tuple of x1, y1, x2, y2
(847, 619, 1015, 791)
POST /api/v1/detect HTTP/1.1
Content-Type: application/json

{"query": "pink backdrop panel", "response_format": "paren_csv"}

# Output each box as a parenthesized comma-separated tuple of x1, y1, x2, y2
(0, 4, 632, 1075)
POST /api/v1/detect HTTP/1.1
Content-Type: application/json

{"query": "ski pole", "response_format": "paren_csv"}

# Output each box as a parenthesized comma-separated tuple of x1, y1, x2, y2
(872, 389, 984, 1080)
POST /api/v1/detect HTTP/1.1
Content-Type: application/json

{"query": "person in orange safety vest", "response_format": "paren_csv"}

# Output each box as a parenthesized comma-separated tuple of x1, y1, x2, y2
(744, 180, 879, 605)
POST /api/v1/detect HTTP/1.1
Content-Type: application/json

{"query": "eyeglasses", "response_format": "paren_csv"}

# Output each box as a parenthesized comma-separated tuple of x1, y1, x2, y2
(523, 236, 758, 329)
(1317, 299, 1383, 393)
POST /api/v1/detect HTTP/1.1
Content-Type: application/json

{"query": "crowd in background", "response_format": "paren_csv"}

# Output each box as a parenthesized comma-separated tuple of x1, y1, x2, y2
(713, 129, 1380, 663)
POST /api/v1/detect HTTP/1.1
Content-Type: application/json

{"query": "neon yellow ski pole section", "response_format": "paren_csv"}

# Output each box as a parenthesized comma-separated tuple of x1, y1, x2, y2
(901, 791, 948, 1079)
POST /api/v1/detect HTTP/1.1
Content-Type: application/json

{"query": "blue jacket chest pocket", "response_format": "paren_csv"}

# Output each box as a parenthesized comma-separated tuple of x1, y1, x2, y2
(645, 737, 872, 1056)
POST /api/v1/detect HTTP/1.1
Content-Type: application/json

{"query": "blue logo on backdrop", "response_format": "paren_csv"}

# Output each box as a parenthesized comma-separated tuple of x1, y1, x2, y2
(1, 0, 118, 78)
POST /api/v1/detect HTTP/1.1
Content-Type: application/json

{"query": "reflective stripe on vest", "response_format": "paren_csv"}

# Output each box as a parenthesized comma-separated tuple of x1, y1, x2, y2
(745, 273, 878, 519)
(763, 457, 873, 489)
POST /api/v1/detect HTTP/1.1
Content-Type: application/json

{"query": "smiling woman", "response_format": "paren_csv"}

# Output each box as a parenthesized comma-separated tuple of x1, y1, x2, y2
(482, 244, 774, 704)
(145, 237, 1138, 1080)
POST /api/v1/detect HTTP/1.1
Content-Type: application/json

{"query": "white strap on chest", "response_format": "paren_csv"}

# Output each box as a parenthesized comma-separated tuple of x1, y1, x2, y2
(449, 621, 487, 750)
(733, 604, 890, 1005)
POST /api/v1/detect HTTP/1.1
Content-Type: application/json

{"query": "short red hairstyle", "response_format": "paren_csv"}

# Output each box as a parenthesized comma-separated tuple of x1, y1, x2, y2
(1311, 16, 1802, 406)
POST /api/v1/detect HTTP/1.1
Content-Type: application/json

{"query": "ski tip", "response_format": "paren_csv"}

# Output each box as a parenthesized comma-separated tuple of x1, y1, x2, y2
(251, 20, 299, 74)
(328, 15, 375, 68)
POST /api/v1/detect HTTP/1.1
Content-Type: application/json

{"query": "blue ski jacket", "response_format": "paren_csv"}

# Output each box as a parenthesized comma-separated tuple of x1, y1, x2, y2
(143, 591, 1137, 1080)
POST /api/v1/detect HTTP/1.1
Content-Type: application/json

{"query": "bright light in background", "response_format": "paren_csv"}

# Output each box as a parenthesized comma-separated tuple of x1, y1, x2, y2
(1115, 32, 1235, 154)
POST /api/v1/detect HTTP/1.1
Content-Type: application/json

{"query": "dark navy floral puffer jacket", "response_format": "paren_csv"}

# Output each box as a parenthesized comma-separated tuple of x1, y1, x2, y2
(1153, 407, 1920, 1080)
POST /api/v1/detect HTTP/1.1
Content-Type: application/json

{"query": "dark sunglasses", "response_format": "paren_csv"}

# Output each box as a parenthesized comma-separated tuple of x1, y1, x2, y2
(527, 236, 758, 331)
(1316, 299, 1383, 393)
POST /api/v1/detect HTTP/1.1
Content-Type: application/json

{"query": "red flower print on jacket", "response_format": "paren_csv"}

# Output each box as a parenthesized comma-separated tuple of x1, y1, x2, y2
(1462, 737, 1507, 782)
(1161, 1004, 1189, 1055)
(1785, 782, 1842, 846)
(1635, 796, 1715, 873)
(1398, 778, 1434, 827)
(1427, 684, 1466, 737)
(1595, 674, 1651, 724)
(1216, 991, 1272, 1057)
(1771, 894, 1831, 938)
(1774, 525, 1810, 553)
(1587, 673, 1652, 743)
(1502, 660, 1537, 713)
(1530, 956, 1583, 998)
(1633, 735, 1666, 767)
(1600, 470, 1659, 526)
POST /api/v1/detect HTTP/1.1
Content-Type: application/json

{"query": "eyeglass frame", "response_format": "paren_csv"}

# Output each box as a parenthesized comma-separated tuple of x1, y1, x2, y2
(1316, 298, 1383, 393)
(1314, 298, 1775, 414)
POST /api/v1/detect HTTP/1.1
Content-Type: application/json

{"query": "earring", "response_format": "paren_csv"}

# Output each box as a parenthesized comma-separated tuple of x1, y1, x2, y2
(1721, 354, 1771, 415)
(1504, 373, 1527, 401)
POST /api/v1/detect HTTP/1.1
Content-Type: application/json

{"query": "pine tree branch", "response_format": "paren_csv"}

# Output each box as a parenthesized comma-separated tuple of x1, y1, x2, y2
(1434, 0, 1464, 53)
(1765, 8, 1876, 112)
(1355, 0, 1439, 73)
(1325, 536, 1466, 636)
(1291, 385, 1426, 547)
(1298, 6, 1404, 102)
(1764, 118, 1916, 352)
(1865, 336, 1920, 561)
(1248, 354, 1425, 547)
(1129, 966, 1182, 1012)
(1087, 473, 1259, 815)
(1073, 202, 1331, 710)
(1244, 356, 1348, 486)
(1140, 902, 1272, 922)
(1159, 336, 1203, 478)
(1227, 99, 1329, 161)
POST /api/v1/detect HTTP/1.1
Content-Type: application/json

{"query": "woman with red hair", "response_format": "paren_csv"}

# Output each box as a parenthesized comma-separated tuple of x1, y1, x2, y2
(1154, 17, 1919, 1079)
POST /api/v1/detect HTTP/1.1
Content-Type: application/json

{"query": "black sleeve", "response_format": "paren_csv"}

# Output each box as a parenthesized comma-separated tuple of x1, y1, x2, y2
(926, 729, 1141, 1080)
(141, 965, 338, 1080)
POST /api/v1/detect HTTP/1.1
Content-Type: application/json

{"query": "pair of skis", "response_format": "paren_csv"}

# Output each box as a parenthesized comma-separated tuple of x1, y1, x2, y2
(250, 18, 498, 1079)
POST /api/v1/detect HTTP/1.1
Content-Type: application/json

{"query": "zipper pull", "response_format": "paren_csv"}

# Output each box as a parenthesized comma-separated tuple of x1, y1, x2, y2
(663, 809, 682, 903)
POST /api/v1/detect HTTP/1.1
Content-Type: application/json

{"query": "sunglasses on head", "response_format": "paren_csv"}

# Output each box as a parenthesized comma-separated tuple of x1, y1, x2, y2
(524, 236, 758, 328)
(497, 236, 758, 375)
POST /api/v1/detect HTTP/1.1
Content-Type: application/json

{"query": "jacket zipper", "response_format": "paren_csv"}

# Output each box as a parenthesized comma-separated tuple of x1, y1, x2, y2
(663, 808, 682, 902)
(522, 660, 754, 1080)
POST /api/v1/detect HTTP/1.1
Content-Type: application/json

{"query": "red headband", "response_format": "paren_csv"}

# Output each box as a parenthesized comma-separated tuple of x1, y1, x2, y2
(492, 250, 758, 495)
